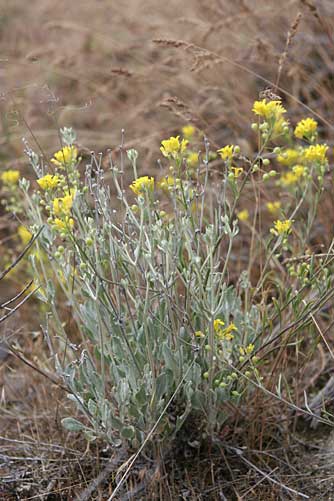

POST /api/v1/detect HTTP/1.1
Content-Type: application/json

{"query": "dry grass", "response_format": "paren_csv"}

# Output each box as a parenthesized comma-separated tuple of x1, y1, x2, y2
(1, 0, 334, 161)
(2, 0, 334, 499)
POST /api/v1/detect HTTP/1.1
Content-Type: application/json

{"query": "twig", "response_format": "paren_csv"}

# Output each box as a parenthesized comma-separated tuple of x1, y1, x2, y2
(225, 445, 309, 499)
(76, 449, 127, 501)
(0, 285, 39, 324)
(0, 226, 43, 281)
(0, 280, 34, 309)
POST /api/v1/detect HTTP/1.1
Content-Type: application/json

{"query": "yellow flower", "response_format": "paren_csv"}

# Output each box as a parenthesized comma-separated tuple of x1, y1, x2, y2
(51, 145, 78, 167)
(182, 124, 196, 139)
(292, 165, 306, 177)
(271, 219, 292, 236)
(1, 169, 20, 185)
(18, 225, 32, 245)
(53, 189, 75, 216)
(217, 145, 234, 161)
(279, 165, 306, 187)
(303, 144, 328, 164)
(237, 209, 249, 222)
(160, 136, 188, 158)
(187, 152, 199, 168)
(214, 319, 225, 333)
(37, 174, 60, 190)
(252, 99, 286, 120)
(294, 118, 317, 139)
(194, 330, 205, 338)
(158, 175, 180, 191)
(130, 176, 154, 195)
(273, 116, 289, 137)
(231, 167, 243, 178)
(279, 171, 298, 186)
(266, 201, 281, 215)
(246, 343, 255, 354)
(53, 216, 74, 231)
(277, 149, 301, 166)
(240, 343, 255, 355)
(218, 323, 237, 341)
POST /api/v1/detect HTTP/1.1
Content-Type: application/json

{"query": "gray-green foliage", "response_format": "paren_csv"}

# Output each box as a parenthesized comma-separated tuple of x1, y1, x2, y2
(21, 131, 262, 446)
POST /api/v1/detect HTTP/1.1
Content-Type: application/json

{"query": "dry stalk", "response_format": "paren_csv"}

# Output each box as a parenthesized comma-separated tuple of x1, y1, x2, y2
(275, 12, 302, 90)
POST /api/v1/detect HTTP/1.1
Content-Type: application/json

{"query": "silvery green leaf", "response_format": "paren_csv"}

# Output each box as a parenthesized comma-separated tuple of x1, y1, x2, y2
(88, 399, 97, 416)
(121, 426, 135, 439)
(155, 372, 169, 402)
(61, 417, 85, 431)
(127, 149, 138, 163)
(19, 177, 30, 191)
(128, 404, 140, 419)
(162, 343, 179, 379)
(110, 415, 124, 431)
(84, 430, 97, 442)
(34, 288, 48, 303)
(191, 390, 206, 411)
(135, 386, 146, 406)
(175, 402, 192, 432)
(60, 126, 76, 145)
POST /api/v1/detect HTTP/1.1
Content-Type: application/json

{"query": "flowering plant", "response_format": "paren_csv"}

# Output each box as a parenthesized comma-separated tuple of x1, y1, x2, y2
(13, 99, 334, 447)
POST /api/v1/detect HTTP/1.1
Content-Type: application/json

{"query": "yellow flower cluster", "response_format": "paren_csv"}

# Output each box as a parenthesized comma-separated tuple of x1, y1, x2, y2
(37, 174, 60, 190)
(160, 136, 188, 159)
(239, 344, 254, 356)
(51, 146, 78, 167)
(214, 319, 225, 332)
(294, 118, 317, 139)
(182, 125, 196, 139)
(303, 144, 328, 164)
(187, 152, 199, 168)
(214, 319, 237, 341)
(130, 176, 154, 195)
(53, 189, 76, 216)
(252, 99, 286, 120)
(231, 167, 243, 178)
(280, 165, 306, 187)
(266, 201, 281, 215)
(237, 209, 249, 222)
(53, 216, 74, 231)
(277, 149, 301, 166)
(1, 169, 20, 185)
(217, 145, 234, 161)
(158, 175, 180, 191)
(195, 330, 205, 338)
(271, 219, 292, 236)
